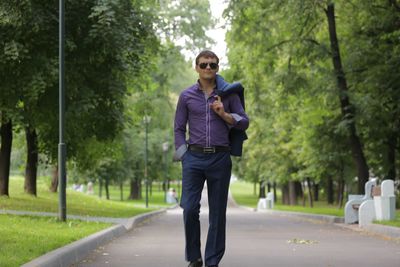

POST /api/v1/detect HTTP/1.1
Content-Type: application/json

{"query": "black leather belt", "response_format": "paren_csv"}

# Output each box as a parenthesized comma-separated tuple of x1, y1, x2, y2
(188, 145, 231, 153)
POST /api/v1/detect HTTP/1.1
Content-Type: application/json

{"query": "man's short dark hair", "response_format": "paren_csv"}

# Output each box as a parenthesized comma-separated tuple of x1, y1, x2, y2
(195, 50, 219, 65)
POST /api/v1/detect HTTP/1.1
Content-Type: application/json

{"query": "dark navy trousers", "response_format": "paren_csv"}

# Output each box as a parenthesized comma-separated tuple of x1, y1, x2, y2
(180, 150, 232, 266)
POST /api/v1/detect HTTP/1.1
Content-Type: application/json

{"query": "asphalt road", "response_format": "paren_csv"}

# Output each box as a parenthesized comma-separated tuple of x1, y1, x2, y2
(75, 192, 400, 267)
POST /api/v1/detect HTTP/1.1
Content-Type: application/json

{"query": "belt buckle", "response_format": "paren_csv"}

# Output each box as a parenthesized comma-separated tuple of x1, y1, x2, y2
(203, 147, 216, 153)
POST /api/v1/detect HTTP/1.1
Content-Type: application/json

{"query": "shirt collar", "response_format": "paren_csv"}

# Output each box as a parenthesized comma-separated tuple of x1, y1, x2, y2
(196, 79, 217, 92)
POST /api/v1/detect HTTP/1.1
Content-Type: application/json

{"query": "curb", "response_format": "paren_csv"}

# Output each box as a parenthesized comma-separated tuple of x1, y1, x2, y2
(239, 204, 343, 223)
(260, 209, 344, 224)
(361, 224, 400, 239)
(335, 223, 400, 241)
(21, 209, 166, 267)
(255, 208, 400, 241)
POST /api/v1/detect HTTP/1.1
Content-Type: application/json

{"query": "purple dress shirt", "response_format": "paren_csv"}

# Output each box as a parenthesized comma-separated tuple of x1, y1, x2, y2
(174, 81, 249, 160)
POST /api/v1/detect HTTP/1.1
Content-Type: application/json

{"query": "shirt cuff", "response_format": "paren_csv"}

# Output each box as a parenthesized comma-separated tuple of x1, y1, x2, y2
(231, 113, 243, 124)
(173, 144, 187, 161)
(226, 113, 243, 128)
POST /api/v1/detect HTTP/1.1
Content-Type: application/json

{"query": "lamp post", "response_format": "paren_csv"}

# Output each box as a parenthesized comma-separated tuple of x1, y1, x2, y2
(58, 0, 67, 222)
(143, 115, 151, 208)
(162, 141, 169, 202)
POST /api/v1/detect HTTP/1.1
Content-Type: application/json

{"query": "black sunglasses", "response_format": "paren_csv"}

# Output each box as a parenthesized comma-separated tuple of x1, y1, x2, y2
(198, 62, 218, 70)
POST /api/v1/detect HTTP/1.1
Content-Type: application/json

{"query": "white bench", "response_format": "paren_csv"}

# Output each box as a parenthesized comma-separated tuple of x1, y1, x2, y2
(344, 179, 377, 224)
(257, 192, 274, 210)
(345, 179, 396, 226)
(374, 180, 396, 221)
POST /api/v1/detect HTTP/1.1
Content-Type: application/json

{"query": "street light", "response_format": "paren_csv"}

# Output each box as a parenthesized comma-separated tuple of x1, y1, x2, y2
(58, 0, 67, 222)
(143, 115, 151, 208)
(162, 141, 169, 202)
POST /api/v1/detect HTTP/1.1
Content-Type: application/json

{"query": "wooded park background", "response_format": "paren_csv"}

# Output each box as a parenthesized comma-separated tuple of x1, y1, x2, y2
(1, 0, 399, 208)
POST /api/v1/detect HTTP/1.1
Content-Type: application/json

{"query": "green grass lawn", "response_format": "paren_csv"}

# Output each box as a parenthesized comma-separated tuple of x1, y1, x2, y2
(0, 175, 177, 266)
(0, 176, 176, 217)
(0, 214, 112, 267)
(374, 218, 400, 228)
(230, 180, 400, 227)
(103, 180, 181, 209)
(230, 180, 259, 208)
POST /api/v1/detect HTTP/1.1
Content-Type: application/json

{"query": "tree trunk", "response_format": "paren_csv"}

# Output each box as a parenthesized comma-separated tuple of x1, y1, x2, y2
(99, 177, 103, 198)
(259, 180, 266, 198)
(337, 178, 345, 208)
(119, 178, 123, 201)
(128, 162, 141, 199)
(313, 183, 319, 201)
(289, 181, 297, 205)
(306, 177, 314, 208)
(128, 177, 141, 199)
(0, 118, 12, 196)
(387, 134, 396, 180)
(295, 181, 303, 200)
(273, 182, 277, 203)
(326, 3, 369, 194)
(282, 183, 290, 205)
(327, 175, 334, 204)
(337, 158, 345, 207)
(24, 127, 38, 196)
(49, 165, 58, 192)
(105, 178, 110, 200)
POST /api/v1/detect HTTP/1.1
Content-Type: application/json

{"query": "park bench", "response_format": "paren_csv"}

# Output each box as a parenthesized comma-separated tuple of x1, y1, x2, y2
(374, 180, 396, 221)
(345, 179, 396, 226)
(344, 179, 377, 224)
(257, 192, 274, 210)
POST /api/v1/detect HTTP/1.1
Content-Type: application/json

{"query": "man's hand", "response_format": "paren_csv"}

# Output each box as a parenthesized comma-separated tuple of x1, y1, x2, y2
(210, 96, 225, 116)
(210, 96, 235, 125)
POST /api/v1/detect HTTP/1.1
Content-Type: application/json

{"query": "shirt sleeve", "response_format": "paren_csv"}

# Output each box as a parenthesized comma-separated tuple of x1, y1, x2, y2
(228, 93, 249, 131)
(174, 92, 188, 151)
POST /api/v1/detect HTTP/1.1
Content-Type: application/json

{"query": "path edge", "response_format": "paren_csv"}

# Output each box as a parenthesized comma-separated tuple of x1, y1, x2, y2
(21, 209, 166, 267)
(256, 208, 400, 241)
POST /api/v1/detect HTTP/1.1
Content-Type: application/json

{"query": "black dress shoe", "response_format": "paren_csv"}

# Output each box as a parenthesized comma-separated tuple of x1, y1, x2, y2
(188, 259, 203, 267)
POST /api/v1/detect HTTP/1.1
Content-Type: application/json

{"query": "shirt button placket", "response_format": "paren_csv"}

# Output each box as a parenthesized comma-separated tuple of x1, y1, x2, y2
(206, 97, 210, 147)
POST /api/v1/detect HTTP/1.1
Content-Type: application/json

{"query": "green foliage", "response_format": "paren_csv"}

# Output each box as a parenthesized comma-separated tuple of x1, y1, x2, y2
(1, 0, 215, 197)
(224, 0, 400, 200)
(338, 0, 400, 179)
(0, 0, 158, 165)
(69, 42, 198, 188)
(152, 0, 215, 55)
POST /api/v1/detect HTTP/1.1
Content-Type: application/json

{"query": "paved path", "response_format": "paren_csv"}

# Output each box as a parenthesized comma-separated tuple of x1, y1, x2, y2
(75, 190, 400, 267)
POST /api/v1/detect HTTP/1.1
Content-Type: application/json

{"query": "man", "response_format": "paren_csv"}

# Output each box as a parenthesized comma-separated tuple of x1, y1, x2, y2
(174, 50, 249, 267)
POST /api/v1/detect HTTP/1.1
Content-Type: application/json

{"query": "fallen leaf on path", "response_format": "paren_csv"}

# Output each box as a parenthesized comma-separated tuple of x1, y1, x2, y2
(287, 238, 319, 244)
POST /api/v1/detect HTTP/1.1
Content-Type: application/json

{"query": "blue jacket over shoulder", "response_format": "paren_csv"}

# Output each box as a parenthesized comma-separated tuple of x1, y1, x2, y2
(216, 74, 248, 157)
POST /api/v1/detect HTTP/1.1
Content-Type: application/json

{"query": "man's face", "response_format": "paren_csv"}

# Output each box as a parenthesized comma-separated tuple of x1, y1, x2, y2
(195, 56, 219, 81)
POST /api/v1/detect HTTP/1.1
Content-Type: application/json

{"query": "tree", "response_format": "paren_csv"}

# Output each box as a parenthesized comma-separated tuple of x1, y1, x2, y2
(1, 0, 157, 195)
(0, 1, 47, 196)
(153, 0, 215, 55)
(0, 117, 12, 196)
(339, 0, 400, 182)
(1, 0, 222, 200)
(325, 2, 369, 193)
(223, 0, 399, 202)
